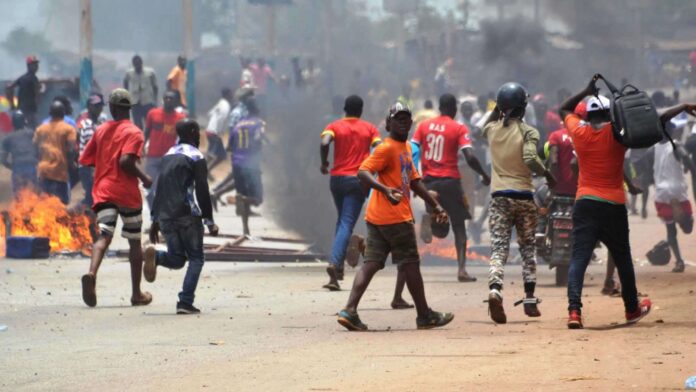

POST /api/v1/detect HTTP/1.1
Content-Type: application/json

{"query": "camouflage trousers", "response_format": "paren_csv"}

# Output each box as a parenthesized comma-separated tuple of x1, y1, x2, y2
(488, 196, 538, 289)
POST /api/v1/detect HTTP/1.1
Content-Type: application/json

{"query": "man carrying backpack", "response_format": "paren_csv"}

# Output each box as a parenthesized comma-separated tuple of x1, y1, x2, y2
(560, 75, 651, 329)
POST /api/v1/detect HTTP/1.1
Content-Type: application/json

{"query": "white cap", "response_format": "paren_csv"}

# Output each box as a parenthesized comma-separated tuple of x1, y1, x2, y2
(586, 95, 610, 112)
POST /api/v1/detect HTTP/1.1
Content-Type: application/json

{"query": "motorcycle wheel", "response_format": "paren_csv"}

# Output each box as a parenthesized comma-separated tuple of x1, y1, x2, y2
(555, 265, 569, 287)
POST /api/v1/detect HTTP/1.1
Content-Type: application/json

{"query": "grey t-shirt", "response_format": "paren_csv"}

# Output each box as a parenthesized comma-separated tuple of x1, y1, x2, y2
(1, 128, 38, 167)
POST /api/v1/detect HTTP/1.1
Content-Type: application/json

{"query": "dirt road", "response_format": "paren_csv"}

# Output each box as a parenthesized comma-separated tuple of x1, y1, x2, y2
(1, 256, 695, 391)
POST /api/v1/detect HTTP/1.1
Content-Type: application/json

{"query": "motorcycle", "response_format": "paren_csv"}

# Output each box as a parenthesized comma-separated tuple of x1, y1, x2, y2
(536, 195, 575, 286)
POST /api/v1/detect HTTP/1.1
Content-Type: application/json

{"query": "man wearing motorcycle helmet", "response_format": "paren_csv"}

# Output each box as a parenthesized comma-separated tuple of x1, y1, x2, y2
(482, 82, 556, 324)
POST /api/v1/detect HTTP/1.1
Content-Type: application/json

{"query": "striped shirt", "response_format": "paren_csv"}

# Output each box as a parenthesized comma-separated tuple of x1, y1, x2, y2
(77, 112, 108, 166)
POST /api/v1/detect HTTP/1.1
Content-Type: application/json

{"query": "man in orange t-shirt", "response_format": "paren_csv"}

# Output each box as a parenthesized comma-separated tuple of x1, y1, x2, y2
(33, 101, 77, 204)
(167, 55, 187, 107)
(319, 95, 381, 291)
(560, 75, 651, 330)
(336, 102, 454, 332)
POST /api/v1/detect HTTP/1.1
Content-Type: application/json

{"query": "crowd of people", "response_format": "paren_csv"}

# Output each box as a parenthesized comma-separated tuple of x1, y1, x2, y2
(1, 52, 695, 329)
(320, 75, 696, 331)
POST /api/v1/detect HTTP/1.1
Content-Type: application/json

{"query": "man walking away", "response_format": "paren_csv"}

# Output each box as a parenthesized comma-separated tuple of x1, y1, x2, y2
(229, 99, 265, 236)
(33, 101, 76, 205)
(320, 95, 381, 291)
(145, 119, 219, 314)
(1, 111, 38, 196)
(411, 94, 491, 282)
(7, 56, 40, 128)
(336, 102, 454, 332)
(483, 83, 556, 324)
(124, 55, 158, 130)
(79, 88, 153, 308)
(560, 75, 651, 329)
(144, 91, 186, 209)
(76, 93, 107, 208)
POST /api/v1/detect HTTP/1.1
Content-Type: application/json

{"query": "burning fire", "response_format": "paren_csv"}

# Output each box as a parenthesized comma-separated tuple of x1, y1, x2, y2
(2, 189, 93, 253)
(420, 238, 490, 263)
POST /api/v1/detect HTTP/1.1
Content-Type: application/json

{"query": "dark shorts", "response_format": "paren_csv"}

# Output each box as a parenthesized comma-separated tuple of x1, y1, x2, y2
(206, 132, 226, 159)
(234, 165, 263, 205)
(94, 202, 143, 240)
(364, 222, 420, 268)
(423, 176, 471, 224)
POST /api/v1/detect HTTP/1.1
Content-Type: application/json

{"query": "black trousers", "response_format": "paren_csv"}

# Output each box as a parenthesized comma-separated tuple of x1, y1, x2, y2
(567, 199, 638, 314)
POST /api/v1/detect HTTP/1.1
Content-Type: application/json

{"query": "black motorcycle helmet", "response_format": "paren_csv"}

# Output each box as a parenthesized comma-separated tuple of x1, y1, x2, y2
(646, 240, 671, 266)
(11, 110, 26, 130)
(496, 82, 528, 124)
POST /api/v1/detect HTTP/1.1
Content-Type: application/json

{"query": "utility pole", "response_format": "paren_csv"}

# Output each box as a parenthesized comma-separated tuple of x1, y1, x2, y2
(266, 4, 277, 55)
(79, 0, 92, 110)
(183, 0, 195, 116)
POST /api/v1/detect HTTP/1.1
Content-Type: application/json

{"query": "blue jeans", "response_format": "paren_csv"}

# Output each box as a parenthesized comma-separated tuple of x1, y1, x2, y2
(11, 163, 37, 196)
(156, 216, 205, 306)
(40, 178, 70, 205)
(329, 176, 366, 269)
(568, 199, 638, 314)
(79, 166, 94, 207)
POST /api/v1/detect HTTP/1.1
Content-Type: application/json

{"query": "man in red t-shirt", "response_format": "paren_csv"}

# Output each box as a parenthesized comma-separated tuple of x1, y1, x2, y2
(78, 88, 154, 308)
(411, 94, 490, 282)
(319, 95, 381, 291)
(144, 90, 186, 208)
(547, 127, 577, 197)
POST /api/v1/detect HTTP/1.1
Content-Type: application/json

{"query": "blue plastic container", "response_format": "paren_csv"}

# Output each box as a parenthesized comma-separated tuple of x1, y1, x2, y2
(5, 236, 51, 259)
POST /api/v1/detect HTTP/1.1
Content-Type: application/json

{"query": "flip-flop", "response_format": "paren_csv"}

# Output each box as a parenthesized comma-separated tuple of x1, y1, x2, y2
(322, 283, 340, 291)
(81, 274, 97, 307)
(131, 292, 153, 306)
(391, 302, 415, 310)
(458, 275, 477, 282)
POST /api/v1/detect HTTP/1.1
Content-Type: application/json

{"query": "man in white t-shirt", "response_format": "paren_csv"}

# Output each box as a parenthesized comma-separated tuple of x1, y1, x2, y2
(653, 103, 696, 272)
(205, 87, 233, 176)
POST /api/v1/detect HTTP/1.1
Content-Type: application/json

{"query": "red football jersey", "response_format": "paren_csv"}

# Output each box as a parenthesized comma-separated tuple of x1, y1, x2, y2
(321, 117, 381, 176)
(411, 115, 472, 179)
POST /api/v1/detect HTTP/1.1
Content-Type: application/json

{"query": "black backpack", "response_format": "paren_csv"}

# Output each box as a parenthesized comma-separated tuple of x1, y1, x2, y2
(596, 75, 668, 149)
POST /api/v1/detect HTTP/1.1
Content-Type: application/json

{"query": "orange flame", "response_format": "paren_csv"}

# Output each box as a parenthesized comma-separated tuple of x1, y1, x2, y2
(3, 189, 93, 253)
(420, 238, 490, 263)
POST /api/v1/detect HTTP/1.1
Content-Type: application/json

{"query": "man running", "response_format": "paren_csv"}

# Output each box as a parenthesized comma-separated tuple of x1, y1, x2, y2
(484, 83, 555, 324)
(560, 75, 652, 329)
(229, 99, 265, 236)
(320, 95, 381, 291)
(651, 102, 696, 273)
(336, 102, 454, 332)
(144, 90, 186, 209)
(145, 119, 219, 314)
(411, 94, 491, 282)
(79, 88, 153, 307)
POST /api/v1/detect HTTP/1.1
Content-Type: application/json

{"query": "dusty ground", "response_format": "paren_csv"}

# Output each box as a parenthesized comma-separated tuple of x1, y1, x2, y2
(1, 213, 696, 391)
(1, 165, 696, 391)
